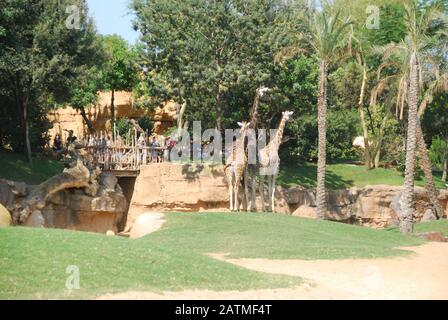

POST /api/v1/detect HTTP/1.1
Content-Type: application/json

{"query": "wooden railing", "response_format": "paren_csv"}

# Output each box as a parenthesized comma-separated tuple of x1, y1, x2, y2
(86, 145, 168, 171)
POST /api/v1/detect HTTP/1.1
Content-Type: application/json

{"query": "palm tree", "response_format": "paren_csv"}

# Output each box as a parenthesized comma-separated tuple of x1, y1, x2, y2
(275, 8, 351, 219)
(375, 1, 447, 233)
(305, 10, 352, 219)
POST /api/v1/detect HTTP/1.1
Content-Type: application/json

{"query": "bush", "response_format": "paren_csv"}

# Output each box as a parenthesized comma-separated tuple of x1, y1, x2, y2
(429, 136, 446, 171)
(282, 108, 360, 163)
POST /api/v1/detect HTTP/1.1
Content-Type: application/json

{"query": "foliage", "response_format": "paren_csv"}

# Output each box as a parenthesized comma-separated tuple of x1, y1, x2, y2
(137, 116, 154, 134)
(428, 136, 447, 171)
(131, 0, 298, 130)
(99, 35, 138, 93)
(0, 149, 63, 184)
(0, 0, 100, 155)
(277, 162, 445, 190)
(116, 117, 131, 138)
(283, 109, 359, 162)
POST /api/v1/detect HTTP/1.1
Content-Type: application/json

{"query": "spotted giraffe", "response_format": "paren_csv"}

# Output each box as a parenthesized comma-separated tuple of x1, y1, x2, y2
(258, 111, 294, 212)
(247, 86, 271, 211)
(224, 121, 250, 212)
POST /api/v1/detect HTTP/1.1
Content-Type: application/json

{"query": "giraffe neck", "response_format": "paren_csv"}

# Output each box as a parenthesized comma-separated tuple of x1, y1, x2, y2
(250, 91, 261, 128)
(232, 130, 247, 161)
(274, 116, 287, 148)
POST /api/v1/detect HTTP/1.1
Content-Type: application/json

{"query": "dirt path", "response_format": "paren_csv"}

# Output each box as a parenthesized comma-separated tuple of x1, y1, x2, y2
(98, 243, 448, 300)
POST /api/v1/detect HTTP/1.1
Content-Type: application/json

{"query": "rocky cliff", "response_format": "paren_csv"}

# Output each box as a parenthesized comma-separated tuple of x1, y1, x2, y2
(47, 91, 177, 143)
(0, 172, 127, 233)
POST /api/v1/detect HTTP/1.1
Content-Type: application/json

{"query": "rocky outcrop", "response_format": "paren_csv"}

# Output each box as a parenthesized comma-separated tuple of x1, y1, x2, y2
(125, 163, 229, 231)
(0, 203, 11, 227)
(47, 91, 177, 143)
(0, 171, 127, 234)
(40, 180, 127, 233)
(288, 185, 448, 228)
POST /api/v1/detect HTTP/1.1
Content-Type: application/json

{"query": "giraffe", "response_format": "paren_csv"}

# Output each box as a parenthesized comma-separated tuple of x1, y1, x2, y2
(258, 111, 294, 212)
(224, 121, 251, 212)
(247, 86, 271, 211)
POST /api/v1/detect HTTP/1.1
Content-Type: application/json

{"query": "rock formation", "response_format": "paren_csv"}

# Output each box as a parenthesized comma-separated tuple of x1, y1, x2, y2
(0, 148, 127, 233)
(47, 91, 177, 144)
(287, 185, 448, 228)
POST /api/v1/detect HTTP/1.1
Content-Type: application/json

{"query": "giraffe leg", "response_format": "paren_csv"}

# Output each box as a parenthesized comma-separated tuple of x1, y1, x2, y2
(243, 169, 249, 212)
(267, 176, 273, 212)
(271, 174, 277, 213)
(234, 179, 240, 212)
(251, 173, 257, 212)
(259, 175, 265, 212)
(226, 171, 234, 212)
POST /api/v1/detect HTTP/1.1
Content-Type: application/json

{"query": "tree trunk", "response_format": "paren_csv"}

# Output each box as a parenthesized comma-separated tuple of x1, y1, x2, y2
(316, 60, 328, 219)
(79, 106, 96, 134)
(215, 81, 223, 132)
(373, 115, 388, 169)
(110, 89, 115, 135)
(415, 91, 443, 218)
(400, 53, 419, 234)
(442, 137, 448, 183)
(23, 99, 33, 166)
(176, 101, 187, 143)
(416, 121, 443, 219)
(358, 65, 372, 168)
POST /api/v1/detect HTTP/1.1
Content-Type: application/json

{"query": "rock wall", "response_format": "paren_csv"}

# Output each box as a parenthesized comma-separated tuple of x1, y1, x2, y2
(0, 174, 127, 233)
(125, 163, 229, 230)
(125, 163, 448, 230)
(286, 185, 448, 228)
(47, 91, 177, 144)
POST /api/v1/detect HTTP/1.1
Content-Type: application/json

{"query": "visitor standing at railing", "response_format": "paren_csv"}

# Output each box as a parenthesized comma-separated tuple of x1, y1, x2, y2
(150, 136, 160, 163)
(138, 133, 147, 165)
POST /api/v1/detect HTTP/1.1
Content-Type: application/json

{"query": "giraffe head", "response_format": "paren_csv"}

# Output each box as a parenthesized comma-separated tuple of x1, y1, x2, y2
(257, 86, 271, 97)
(237, 121, 250, 134)
(282, 110, 294, 121)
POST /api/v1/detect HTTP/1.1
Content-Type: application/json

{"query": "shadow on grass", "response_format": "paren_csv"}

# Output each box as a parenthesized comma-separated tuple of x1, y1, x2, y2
(278, 162, 354, 189)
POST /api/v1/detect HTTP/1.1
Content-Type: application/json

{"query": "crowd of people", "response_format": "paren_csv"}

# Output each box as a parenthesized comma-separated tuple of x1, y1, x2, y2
(51, 129, 178, 169)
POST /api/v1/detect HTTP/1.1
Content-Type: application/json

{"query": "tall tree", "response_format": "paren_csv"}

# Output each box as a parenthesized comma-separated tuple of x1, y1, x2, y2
(375, 1, 447, 232)
(100, 35, 138, 133)
(0, 0, 99, 163)
(69, 65, 105, 134)
(290, 9, 351, 219)
(131, 0, 296, 131)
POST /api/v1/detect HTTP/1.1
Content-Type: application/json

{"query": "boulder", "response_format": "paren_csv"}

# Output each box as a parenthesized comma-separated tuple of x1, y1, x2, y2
(292, 205, 318, 219)
(0, 203, 12, 227)
(416, 232, 448, 242)
(421, 208, 437, 221)
(100, 173, 118, 192)
(130, 212, 166, 239)
(24, 210, 45, 228)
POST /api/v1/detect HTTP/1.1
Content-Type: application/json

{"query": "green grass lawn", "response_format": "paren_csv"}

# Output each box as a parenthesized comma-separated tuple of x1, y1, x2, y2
(0, 212, 425, 299)
(414, 219, 448, 236)
(0, 149, 63, 185)
(278, 162, 446, 189)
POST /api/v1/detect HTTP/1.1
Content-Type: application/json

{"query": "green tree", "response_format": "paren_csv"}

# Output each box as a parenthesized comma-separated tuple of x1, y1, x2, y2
(284, 8, 351, 219)
(100, 35, 138, 132)
(131, 0, 296, 131)
(376, 1, 447, 232)
(0, 0, 99, 163)
(69, 65, 105, 134)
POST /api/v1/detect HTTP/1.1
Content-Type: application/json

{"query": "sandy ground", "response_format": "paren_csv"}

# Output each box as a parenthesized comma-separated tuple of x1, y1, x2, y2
(98, 242, 448, 300)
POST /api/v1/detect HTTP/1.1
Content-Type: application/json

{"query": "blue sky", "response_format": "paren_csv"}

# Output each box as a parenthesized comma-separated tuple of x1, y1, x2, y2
(87, 0, 139, 44)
